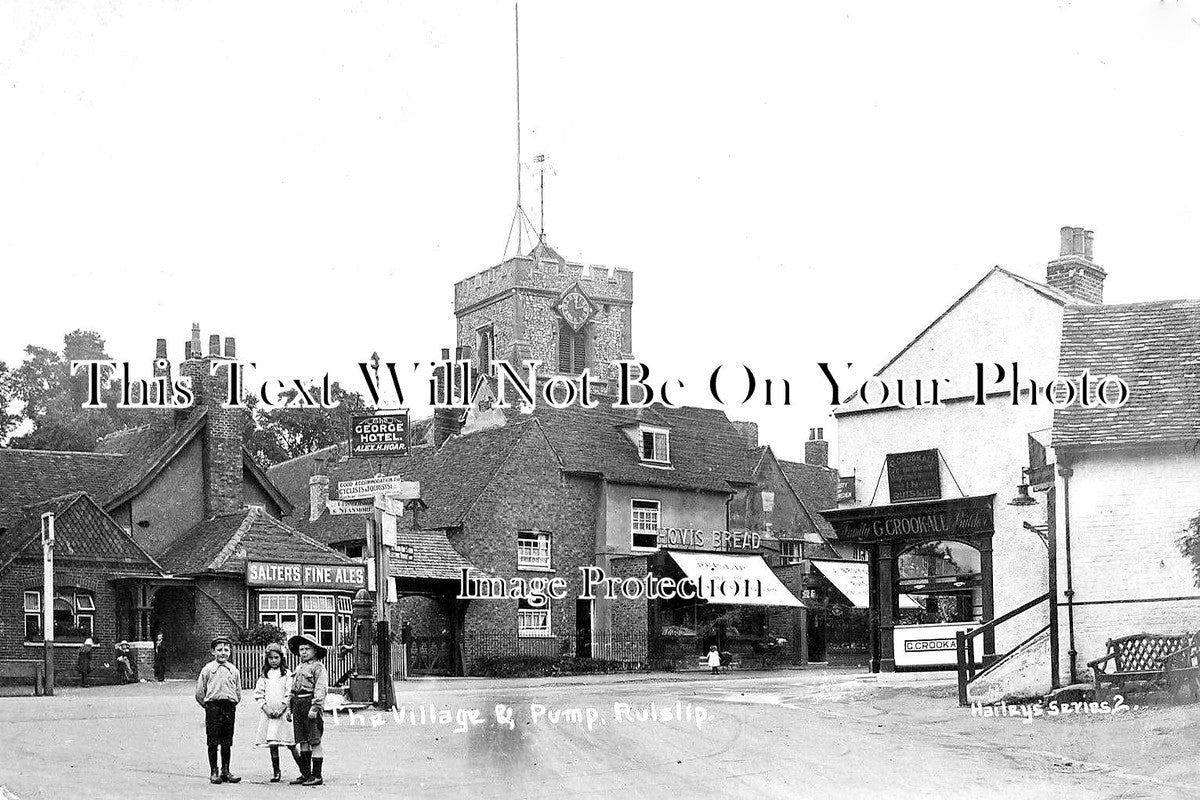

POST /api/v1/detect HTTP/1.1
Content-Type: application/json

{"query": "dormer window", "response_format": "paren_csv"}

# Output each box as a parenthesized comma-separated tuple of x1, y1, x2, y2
(639, 426, 670, 464)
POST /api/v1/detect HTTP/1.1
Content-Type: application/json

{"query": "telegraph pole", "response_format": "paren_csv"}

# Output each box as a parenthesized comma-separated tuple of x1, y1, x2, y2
(42, 513, 55, 696)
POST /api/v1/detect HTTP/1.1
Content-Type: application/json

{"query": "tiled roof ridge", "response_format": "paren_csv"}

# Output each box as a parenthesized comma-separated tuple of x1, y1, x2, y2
(0, 448, 125, 458)
(777, 457, 837, 475)
(1066, 298, 1200, 312)
(102, 408, 210, 507)
(270, 441, 344, 470)
(205, 508, 258, 573)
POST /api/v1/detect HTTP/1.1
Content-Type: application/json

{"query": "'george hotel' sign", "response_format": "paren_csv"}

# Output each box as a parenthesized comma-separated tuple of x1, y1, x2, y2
(246, 560, 367, 591)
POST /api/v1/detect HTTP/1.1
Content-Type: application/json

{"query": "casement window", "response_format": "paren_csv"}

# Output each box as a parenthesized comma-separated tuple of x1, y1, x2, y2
(639, 426, 670, 464)
(517, 596, 552, 637)
(24, 591, 40, 640)
(631, 499, 661, 551)
(336, 596, 353, 643)
(557, 325, 586, 375)
(258, 593, 299, 638)
(302, 595, 336, 647)
(779, 540, 803, 566)
(517, 530, 552, 569)
(25, 589, 96, 640)
(478, 325, 495, 376)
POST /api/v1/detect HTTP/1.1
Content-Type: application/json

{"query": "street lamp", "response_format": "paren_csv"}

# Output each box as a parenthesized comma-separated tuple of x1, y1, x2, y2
(1008, 469, 1037, 506)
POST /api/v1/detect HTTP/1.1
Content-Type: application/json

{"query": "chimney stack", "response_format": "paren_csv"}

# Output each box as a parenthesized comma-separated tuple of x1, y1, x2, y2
(805, 427, 829, 468)
(179, 323, 244, 518)
(309, 475, 330, 522)
(149, 339, 175, 440)
(1047, 226, 1106, 304)
(433, 408, 464, 448)
(731, 421, 759, 449)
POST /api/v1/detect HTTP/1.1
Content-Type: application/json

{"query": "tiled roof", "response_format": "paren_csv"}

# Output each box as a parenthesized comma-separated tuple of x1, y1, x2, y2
(157, 506, 352, 576)
(295, 421, 535, 543)
(1054, 300, 1200, 450)
(0, 449, 127, 524)
(103, 411, 208, 506)
(391, 529, 474, 581)
(778, 458, 838, 537)
(0, 493, 162, 574)
(527, 401, 757, 492)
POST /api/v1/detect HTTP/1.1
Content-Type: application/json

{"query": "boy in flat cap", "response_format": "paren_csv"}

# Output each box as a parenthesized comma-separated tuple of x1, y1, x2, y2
(287, 633, 329, 786)
(195, 635, 243, 784)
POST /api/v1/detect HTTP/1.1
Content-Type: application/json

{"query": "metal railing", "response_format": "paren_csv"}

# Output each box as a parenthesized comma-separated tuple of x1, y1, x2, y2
(956, 592, 1049, 706)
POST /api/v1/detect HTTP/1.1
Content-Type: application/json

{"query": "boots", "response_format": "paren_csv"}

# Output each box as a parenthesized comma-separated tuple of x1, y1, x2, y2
(303, 757, 323, 786)
(290, 751, 312, 784)
(270, 749, 281, 782)
(209, 768, 221, 785)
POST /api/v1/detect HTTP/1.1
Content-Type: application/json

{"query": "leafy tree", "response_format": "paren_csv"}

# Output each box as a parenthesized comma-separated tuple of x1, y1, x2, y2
(1179, 510, 1200, 588)
(6, 331, 131, 451)
(0, 360, 18, 440)
(243, 382, 368, 465)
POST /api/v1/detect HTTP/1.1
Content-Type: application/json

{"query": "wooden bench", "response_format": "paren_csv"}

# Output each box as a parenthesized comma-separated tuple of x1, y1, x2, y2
(0, 660, 46, 695)
(1164, 631, 1200, 704)
(1088, 632, 1186, 701)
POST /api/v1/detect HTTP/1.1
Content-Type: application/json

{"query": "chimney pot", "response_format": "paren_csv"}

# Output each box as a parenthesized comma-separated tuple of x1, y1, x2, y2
(1072, 227, 1085, 255)
(191, 324, 202, 355)
(156, 338, 168, 359)
(224, 337, 236, 358)
(184, 341, 192, 360)
(1083, 230, 1094, 260)
(1059, 226, 1073, 257)
(441, 348, 450, 360)
(817, 427, 824, 439)
(208, 334, 220, 356)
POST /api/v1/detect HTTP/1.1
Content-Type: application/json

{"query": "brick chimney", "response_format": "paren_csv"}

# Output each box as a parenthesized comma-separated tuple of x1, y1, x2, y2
(1047, 226, 1106, 304)
(731, 421, 759, 448)
(805, 427, 828, 468)
(149, 338, 175, 440)
(309, 475, 330, 522)
(179, 324, 244, 516)
(433, 407, 464, 448)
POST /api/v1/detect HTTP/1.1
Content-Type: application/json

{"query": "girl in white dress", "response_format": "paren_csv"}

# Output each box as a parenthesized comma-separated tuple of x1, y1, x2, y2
(254, 642, 301, 782)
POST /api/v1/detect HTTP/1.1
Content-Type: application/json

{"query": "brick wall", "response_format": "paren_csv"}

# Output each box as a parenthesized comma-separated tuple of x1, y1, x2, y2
(453, 423, 601, 670)
(1055, 447, 1200, 682)
(189, 576, 247, 668)
(0, 557, 141, 683)
(605, 555, 649, 662)
(179, 336, 245, 517)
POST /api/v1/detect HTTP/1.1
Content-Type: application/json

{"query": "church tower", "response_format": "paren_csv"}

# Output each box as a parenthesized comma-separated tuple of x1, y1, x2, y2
(453, 242, 634, 392)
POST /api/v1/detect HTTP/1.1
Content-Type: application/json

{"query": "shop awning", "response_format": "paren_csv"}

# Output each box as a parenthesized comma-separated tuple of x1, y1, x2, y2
(666, 551, 804, 607)
(809, 559, 922, 609)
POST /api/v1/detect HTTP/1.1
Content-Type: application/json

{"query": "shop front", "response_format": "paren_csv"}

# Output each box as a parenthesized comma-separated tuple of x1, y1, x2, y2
(821, 495, 995, 672)
(245, 560, 366, 650)
(646, 546, 805, 668)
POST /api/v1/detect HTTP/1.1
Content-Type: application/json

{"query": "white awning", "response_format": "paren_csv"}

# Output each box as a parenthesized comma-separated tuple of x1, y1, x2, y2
(809, 559, 922, 609)
(666, 551, 804, 607)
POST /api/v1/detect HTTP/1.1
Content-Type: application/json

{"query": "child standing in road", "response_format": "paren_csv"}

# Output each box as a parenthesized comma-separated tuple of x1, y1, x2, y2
(288, 634, 329, 786)
(76, 637, 93, 687)
(707, 645, 721, 675)
(195, 636, 242, 785)
(254, 642, 302, 782)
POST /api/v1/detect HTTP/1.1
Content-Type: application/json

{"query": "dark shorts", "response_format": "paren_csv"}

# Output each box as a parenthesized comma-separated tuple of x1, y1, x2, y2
(291, 696, 323, 746)
(205, 700, 237, 747)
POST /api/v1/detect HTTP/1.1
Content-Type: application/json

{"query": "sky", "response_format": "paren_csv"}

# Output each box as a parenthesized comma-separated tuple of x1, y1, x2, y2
(2, 0, 1198, 462)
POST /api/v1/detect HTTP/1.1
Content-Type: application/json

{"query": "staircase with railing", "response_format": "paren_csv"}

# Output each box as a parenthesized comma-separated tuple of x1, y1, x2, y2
(956, 592, 1050, 706)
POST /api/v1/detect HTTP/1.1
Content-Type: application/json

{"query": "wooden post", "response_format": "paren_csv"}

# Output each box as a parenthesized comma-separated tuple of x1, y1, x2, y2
(1047, 484, 1061, 690)
(42, 513, 55, 696)
(956, 630, 969, 706)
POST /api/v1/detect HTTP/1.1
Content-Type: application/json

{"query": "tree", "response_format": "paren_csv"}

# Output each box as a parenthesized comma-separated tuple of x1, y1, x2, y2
(243, 382, 368, 465)
(6, 331, 132, 451)
(1179, 510, 1200, 588)
(0, 360, 18, 440)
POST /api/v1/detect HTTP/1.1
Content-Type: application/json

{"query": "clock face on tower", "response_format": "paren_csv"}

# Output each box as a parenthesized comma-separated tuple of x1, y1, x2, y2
(556, 286, 595, 331)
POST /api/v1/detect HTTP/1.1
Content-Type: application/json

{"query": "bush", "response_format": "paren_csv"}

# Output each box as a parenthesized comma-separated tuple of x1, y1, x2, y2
(235, 623, 286, 646)
(473, 655, 562, 678)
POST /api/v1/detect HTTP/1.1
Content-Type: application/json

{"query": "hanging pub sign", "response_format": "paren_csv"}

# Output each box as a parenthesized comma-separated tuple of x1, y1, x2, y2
(886, 449, 942, 503)
(246, 560, 367, 591)
(348, 410, 410, 458)
(837, 475, 856, 503)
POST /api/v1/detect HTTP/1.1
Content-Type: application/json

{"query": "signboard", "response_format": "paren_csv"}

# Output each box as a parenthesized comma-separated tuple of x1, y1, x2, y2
(246, 560, 366, 591)
(825, 495, 995, 542)
(338, 475, 414, 500)
(1027, 464, 1055, 491)
(348, 410, 410, 458)
(655, 529, 762, 551)
(326, 499, 373, 516)
(395, 544, 415, 562)
(887, 449, 942, 503)
(374, 483, 421, 513)
(894, 623, 981, 668)
(837, 475, 856, 503)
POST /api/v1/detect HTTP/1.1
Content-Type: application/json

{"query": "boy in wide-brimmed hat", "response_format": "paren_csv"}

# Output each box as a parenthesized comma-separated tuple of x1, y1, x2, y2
(287, 633, 329, 786)
(195, 635, 242, 784)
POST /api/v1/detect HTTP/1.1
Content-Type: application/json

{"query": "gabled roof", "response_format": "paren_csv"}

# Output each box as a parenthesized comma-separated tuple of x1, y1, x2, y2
(157, 506, 352, 576)
(1054, 300, 1200, 451)
(102, 410, 209, 508)
(842, 266, 1084, 407)
(294, 420, 538, 543)
(390, 529, 475, 581)
(774, 454, 838, 537)
(0, 493, 163, 576)
(527, 401, 756, 492)
(0, 450, 126, 524)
